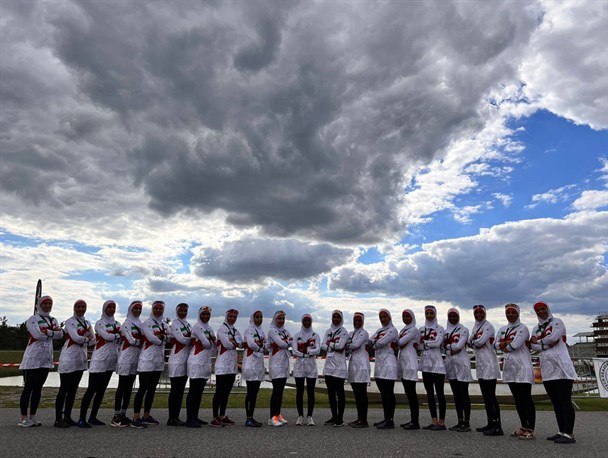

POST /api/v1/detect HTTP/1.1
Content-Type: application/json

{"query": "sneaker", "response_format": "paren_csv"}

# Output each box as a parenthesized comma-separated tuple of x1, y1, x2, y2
(333, 419, 344, 427)
(54, 419, 69, 428)
(554, 435, 576, 444)
(210, 417, 225, 428)
(77, 419, 92, 429)
(30, 417, 42, 426)
(422, 423, 435, 430)
(430, 424, 446, 431)
(476, 423, 493, 432)
(305, 416, 315, 426)
(195, 418, 208, 426)
(268, 416, 282, 427)
(377, 420, 394, 429)
(449, 422, 463, 431)
(347, 420, 359, 426)
(245, 418, 262, 427)
(18, 418, 34, 427)
(88, 417, 105, 426)
(64, 417, 79, 427)
(111, 415, 123, 427)
(457, 423, 471, 432)
(185, 420, 202, 428)
(167, 418, 186, 426)
(221, 416, 235, 426)
(483, 424, 504, 436)
(324, 417, 336, 426)
(373, 419, 386, 427)
(277, 415, 288, 425)
(401, 422, 420, 430)
(295, 416, 304, 426)
(130, 418, 147, 429)
(352, 420, 369, 428)
(119, 416, 132, 427)
(142, 415, 159, 425)
(547, 433, 562, 441)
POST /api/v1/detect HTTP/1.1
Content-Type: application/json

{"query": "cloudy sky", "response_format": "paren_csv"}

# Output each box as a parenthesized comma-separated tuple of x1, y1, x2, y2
(1, 0, 606, 337)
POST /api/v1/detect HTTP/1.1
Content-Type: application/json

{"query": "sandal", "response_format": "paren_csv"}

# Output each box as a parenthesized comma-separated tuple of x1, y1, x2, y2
(511, 428, 526, 437)
(518, 429, 535, 440)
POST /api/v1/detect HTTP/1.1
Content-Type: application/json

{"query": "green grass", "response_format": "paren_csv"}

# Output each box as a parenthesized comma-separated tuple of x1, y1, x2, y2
(0, 350, 60, 377)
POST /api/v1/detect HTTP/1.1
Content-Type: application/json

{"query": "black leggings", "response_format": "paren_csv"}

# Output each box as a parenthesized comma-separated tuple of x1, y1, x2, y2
(295, 377, 316, 417)
(422, 372, 446, 420)
(449, 380, 470, 421)
(479, 378, 500, 423)
(213, 373, 235, 418)
(508, 382, 536, 430)
(20, 368, 50, 416)
(376, 378, 396, 421)
(133, 371, 162, 415)
(168, 376, 188, 420)
(55, 370, 83, 420)
(114, 374, 137, 413)
(544, 379, 575, 435)
(402, 379, 419, 425)
(325, 375, 345, 421)
(186, 378, 207, 422)
(80, 370, 113, 420)
(245, 381, 261, 418)
(270, 378, 287, 417)
(351, 382, 368, 422)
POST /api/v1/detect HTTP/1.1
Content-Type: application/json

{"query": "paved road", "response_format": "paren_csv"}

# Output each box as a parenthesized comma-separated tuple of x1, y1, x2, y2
(0, 407, 605, 457)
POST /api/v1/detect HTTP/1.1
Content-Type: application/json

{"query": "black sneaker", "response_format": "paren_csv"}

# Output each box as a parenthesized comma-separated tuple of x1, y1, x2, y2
(324, 417, 336, 425)
(457, 423, 471, 432)
(167, 418, 182, 426)
(402, 422, 420, 430)
(221, 416, 235, 426)
(333, 419, 344, 427)
(111, 415, 123, 427)
(373, 419, 386, 427)
(130, 418, 147, 429)
(351, 420, 369, 428)
(119, 416, 132, 427)
(430, 424, 446, 431)
(555, 435, 576, 444)
(88, 417, 105, 426)
(484, 423, 504, 436)
(449, 422, 463, 431)
(64, 417, 79, 427)
(422, 423, 435, 430)
(195, 418, 208, 426)
(547, 433, 562, 441)
(377, 420, 394, 429)
(476, 423, 492, 432)
(185, 420, 202, 428)
(54, 419, 69, 428)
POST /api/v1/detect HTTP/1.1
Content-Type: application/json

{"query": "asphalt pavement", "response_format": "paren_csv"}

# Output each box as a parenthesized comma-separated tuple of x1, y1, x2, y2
(0, 407, 605, 457)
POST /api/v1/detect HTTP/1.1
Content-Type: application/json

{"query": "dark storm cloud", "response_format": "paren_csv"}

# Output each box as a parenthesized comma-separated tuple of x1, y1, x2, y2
(192, 238, 353, 281)
(1, 1, 540, 243)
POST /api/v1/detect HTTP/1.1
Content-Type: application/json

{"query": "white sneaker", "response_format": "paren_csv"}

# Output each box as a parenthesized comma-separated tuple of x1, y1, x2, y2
(29, 416, 41, 426)
(18, 418, 33, 427)
(306, 416, 315, 426)
(278, 414, 288, 425)
(268, 416, 282, 427)
(296, 416, 304, 426)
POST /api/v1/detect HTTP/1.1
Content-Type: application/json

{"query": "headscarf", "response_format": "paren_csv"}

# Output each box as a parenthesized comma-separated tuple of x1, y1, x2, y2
(353, 312, 365, 326)
(35, 295, 53, 317)
(377, 308, 395, 330)
(445, 307, 460, 333)
(471, 304, 486, 336)
(198, 306, 214, 332)
(249, 309, 264, 333)
(223, 308, 238, 329)
(127, 300, 143, 327)
(424, 305, 438, 329)
(401, 309, 416, 331)
(533, 301, 553, 325)
(101, 300, 117, 324)
(329, 309, 344, 332)
(73, 299, 87, 318)
(504, 303, 521, 326)
(150, 300, 165, 321)
(270, 310, 286, 330)
(299, 314, 314, 340)
(175, 302, 189, 324)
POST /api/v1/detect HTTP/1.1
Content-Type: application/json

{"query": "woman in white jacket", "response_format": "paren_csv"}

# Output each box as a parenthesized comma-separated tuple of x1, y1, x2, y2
(167, 303, 192, 426)
(268, 310, 292, 426)
(112, 300, 143, 428)
(371, 309, 399, 429)
(186, 306, 215, 428)
(131, 300, 170, 429)
(346, 312, 370, 428)
(292, 314, 321, 426)
(243, 310, 266, 427)
(496, 303, 535, 440)
(212, 308, 242, 427)
(55, 299, 95, 428)
(322, 310, 348, 427)
(419, 305, 446, 431)
(468, 304, 502, 436)
(530, 301, 577, 444)
(444, 308, 473, 432)
(398, 309, 420, 430)
(78, 300, 120, 428)
(19, 295, 64, 427)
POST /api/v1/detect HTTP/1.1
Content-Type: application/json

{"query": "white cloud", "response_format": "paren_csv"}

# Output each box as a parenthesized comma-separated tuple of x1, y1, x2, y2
(527, 184, 577, 208)
(493, 192, 513, 207)
(572, 190, 608, 211)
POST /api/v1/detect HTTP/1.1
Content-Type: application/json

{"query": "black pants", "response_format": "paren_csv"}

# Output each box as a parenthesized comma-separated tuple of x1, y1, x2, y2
(508, 382, 536, 430)
(212, 373, 235, 418)
(245, 381, 261, 418)
(402, 379, 419, 425)
(479, 378, 500, 423)
(351, 382, 368, 422)
(133, 371, 162, 415)
(20, 368, 50, 416)
(168, 375, 188, 420)
(544, 379, 575, 435)
(55, 370, 83, 420)
(422, 372, 446, 420)
(186, 378, 207, 422)
(114, 374, 137, 414)
(449, 379, 470, 421)
(270, 378, 287, 417)
(80, 370, 113, 420)
(295, 377, 316, 417)
(325, 375, 345, 421)
(376, 378, 396, 421)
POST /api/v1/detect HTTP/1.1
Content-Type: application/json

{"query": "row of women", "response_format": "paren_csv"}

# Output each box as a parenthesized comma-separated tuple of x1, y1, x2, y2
(18, 297, 577, 444)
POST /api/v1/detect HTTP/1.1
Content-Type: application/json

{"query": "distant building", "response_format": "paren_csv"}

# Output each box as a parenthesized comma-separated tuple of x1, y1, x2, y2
(592, 314, 608, 356)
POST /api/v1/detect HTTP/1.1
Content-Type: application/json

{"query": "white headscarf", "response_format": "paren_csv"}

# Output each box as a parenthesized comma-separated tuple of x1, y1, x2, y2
(424, 305, 438, 329)
(223, 308, 239, 330)
(471, 304, 486, 336)
(127, 300, 143, 328)
(270, 310, 286, 330)
(198, 306, 214, 333)
(401, 309, 416, 331)
(329, 309, 344, 332)
(299, 314, 314, 340)
(533, 301, 553, 325)
(504, 303, 521, 326)
(249, 309, 264, 333)
(445, 307, 461, 333)
(377, 308, 395, 331)
(150, 300, 165, 322)
(73, 299, 87, 319)
(35, 295, 53, 317)
(101, 300, 117, 325)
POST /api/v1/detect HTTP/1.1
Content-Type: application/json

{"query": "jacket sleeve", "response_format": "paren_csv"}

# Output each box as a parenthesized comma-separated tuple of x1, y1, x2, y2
(121, 321, 139, 346)
(471, 323, 493, 348)
(234, 328, 243, 346)
(398, 328, 417, 347)
(449, 327, 469, 352)
(143, 320, 163, 345)
(291, 332, 304, 357)
(506, 326, 528, 352)
(374, 327, 398, 348)
(27, 315, 50, 340)
(331, 328, 348, 351)
(537, 319, 565, 348)
(308, 333, 321, 356)
(269, 328, 289, 349)
(192, 326, 212, 349)
(51, 318, 64, 339)
(96, 321, 119, 341)
(348, 330, 369, 350)
(217, 326, 235, 350)
(66, 319, 86, 345)
(425, 327, 444, 348)
(170, 321, 191, 346)
(245, 328, 261, 352)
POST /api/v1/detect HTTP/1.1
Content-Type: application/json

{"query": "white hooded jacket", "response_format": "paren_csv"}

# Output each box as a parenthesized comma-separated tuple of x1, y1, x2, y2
(444, 308, 473, 382)
(468, 305, 501, 380)
(494, 304, 534, 384)
(117, 301, 143, 376)
(268, 310, 292, 380)
(371, 309, 399, 380)
(168, 303, 192, 378)
(138, 301, 170, 373)
(89, 300, 121, 373)
(58, 299, 96, 374)
(214, 309, 243, 376)
(242, 310, 267, 382)
(398, 309, 420, 382)
(292, 314, 321, 379)
(418, 305, 446, 374)
(322, 310, 349, 379)
(188, 306, 214, 380)
(20, 296, 64, 370)
(346, 313, 370, 384)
